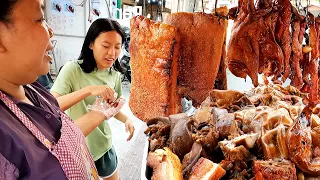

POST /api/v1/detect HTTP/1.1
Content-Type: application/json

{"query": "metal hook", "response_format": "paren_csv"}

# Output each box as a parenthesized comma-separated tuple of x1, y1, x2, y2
(299, 0, 303, 13)
(214, 0, 218, 15)
(143, 0, 146, 16)
(306, 0, 310, 21)
(305, 0, 311, 46)
(193, 0, 196, 12)
(156, 0, 163, 21)
(201, 0, 204, 12)
(88, 0, 92, 22)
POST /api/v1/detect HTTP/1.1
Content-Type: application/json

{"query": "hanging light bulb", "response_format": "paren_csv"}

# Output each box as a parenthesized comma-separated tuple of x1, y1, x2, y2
(147, 14, 151, 18)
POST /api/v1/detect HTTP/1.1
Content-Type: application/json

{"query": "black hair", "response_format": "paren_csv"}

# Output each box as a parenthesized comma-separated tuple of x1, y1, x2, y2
(0, 0, 19, 24)
(78, 18, 126, 74)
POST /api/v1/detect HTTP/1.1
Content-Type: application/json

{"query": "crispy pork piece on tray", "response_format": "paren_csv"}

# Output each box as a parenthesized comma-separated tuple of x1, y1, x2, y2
(164, 12, 227, 106)
(188, 157, 226, 180)
(253, 159, 297, 180)
(147, 147, 183, 180)
(129, 16, 181, 121)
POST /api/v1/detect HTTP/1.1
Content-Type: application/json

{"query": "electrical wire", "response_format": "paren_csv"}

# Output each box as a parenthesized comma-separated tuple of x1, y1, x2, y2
(156, 0, 162, 21)
(88, 0, 92, 22)
(104, 0, 113, 18)
(143, 0, 146, 16)
(69, 0, 87, 6)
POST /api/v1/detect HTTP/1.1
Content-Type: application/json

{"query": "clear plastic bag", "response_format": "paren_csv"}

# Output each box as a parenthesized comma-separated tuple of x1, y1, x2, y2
(87, 94, 125, 120)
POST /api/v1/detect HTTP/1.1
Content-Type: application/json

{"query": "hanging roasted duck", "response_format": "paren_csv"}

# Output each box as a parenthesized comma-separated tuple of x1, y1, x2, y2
(227, 0, 283, 87)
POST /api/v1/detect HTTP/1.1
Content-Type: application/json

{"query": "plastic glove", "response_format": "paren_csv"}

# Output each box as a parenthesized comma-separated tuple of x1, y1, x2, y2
(87, 95, 125, 120)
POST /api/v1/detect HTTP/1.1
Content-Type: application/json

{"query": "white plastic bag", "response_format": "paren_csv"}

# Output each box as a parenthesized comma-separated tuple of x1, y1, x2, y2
(87, 95, 125, 120)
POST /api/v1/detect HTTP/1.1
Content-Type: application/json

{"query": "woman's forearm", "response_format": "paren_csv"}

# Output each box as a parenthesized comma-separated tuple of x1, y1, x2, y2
(74, 111, 106, 136)
(114, 110, 129, 123)
(77, 109, 127, 136)
(52, 87, 90, 111)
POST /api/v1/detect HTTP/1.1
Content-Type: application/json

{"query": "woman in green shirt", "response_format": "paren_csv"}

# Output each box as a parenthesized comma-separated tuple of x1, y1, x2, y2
(51, 18, 135, 180)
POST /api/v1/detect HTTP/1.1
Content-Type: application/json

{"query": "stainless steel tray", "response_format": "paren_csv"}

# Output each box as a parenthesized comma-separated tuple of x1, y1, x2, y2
(140, 136, 152, 180)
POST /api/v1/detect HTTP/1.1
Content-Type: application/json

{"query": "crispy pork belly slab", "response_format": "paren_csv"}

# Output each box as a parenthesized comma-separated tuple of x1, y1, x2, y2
(188, 157, 226, 180)
(253, 159, 297, 180)
(164, 12, 227, 106)
(148, 147, 183, 180)
(147, 149, 166, 169)
(129, 16, 181, 121)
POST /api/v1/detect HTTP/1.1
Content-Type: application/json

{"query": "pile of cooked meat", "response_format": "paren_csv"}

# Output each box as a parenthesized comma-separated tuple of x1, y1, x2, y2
(129, 1, 320, 179)
(145, 83, 320, 180)
(227, 0, 320, 104)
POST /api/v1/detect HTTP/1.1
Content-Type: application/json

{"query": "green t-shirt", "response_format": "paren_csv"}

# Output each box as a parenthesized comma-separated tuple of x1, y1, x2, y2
(51, 60, 122, 161)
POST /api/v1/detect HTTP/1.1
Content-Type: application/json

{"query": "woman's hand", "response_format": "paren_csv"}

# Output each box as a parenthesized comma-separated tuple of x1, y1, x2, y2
(125, 118, 135, 141)
(86, 85, 116, 103)
(87, 97, 125, 120)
